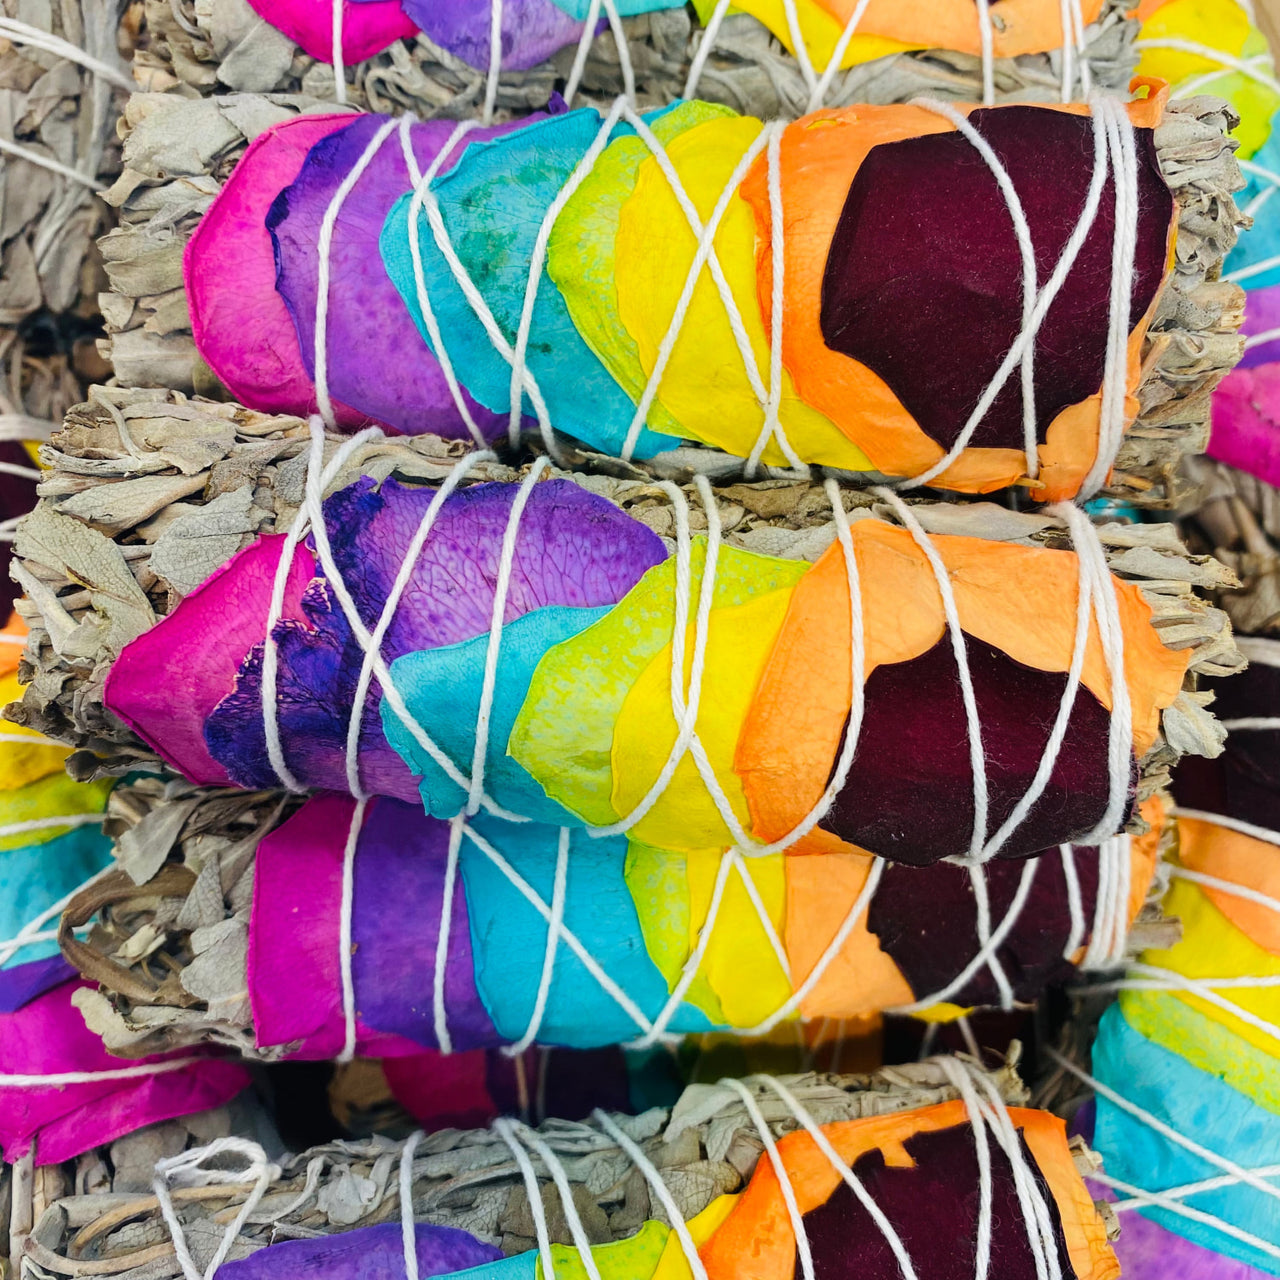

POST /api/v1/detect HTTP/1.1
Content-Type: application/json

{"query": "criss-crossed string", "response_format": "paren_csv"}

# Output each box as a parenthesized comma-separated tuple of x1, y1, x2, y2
(258, 406, 1139, 1052)
(1049, 1047, 1280, 1261)
(1079, 806, 1280, 1050)
(684, 0, 1093, 112)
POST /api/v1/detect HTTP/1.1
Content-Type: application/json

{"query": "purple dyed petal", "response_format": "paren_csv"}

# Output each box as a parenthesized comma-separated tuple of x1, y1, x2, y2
(205, 477, 665, 796)
(0, 955, 76, 1014)
(269, 115, 529, 437)
(403, 0, 593, 72)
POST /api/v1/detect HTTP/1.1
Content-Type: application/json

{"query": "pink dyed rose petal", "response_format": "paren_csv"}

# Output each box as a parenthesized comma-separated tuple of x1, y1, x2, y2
(243, 0, 417, 64)
(104, 536, 316, 786)
(1209, 362, 1280, 489)
(0, 981, 250, 1165)
(185, 112, 367, 425)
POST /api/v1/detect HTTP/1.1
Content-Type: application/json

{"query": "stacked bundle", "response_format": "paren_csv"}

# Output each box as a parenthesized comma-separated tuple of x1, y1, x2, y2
(106, 91, 1242, 500)
(1, 2, 1260, 1273)
(137, 0, 1140, 121)
(10, 1061, 1124, 1280)
(1054, 650, 1280, 1277)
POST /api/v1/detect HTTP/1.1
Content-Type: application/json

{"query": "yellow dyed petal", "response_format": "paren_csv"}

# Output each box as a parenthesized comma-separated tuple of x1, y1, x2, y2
(549, 101, 736, 444)
(0, 771, 112, 852)
(541, 1220, 670, 1280)
(611, 572, 804, 849)
(615, 116, 871, 470)
(510, 540, 806, 829)
(626, 839, 725, 1024)
(1121, 988, 1280, 1116)
(626, 842, 792, 1027)
(1137, 0, 1279, 157)
(688, 0, 913, 69)
(0, 671, 71, 789)
(910, 1001, 974, 1024)
(651, 1194, 741, 1280)
(1141, 875, 1280, 1059)
(688, 846, 791, 1027)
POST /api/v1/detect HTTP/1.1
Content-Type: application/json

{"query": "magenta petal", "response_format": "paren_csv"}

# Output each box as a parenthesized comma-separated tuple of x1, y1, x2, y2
(247, 794, 433, 1060)
(105, 536, 316, 786)
(1209, 362, 1280, 489)
(242, 0, 418, 64)
(0, 981, 250, 1165)
(185, 113, 367, 425)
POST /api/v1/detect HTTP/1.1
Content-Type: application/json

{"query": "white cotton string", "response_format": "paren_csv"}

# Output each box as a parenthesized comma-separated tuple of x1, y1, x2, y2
(957, 1016, 982, 1060)
(1245, 327, 1280, 351)
(1070, 0, 1091, 96)
(909, 101, 1039, 478)
(1081, 835, 1130, 969)
(563, 0, 604, 108)
(1059, 0, 1075, 101)
(296, 424, 526, 820)
(462, 821, 658, 1038)
(632, 850, 736, 1048)
(400, 119, 491, 448)
(0, 137, 101, 188)
(1226, 251, 1280, 284)
(1172, 864, 1280, 918)
(0, 863, 114, 967)
(330, 0, 347, 105)
(153, 1139, 279, 1280)
(483, 0, 504, 124)
(779, 0, 820, 96)
(0, 1058, 197, 1087)
(1170, 808, 1280, 848)
(1221, 716, 1280, 731)
(807, 0, 875, 112)
(1080, 95, 1139, 501)
(468, 457, 551, 811)
(1048, 1048, 1280, 1206)
(731, 849, 792, 982)
(756, 1074, 919, 1280)
(721, 1078, 815, 1280)
(901, 103, 1108, 491)
(432, 816, 466, 1055)
(1053, 502, 1132, 846)
(683, 0, 732, 99)
(505, 826, 570, 1057)
(1090, 1167, 1280, 1263)
(1134, 38, 1280, 97)
(617, 112, 780, 464)
(975, 0, 996, 105)
(507, 95, 628, 450)
(969, 865, 1016, 1009)
(313, 117, 401, 430)
(409, 126, 559, 450)
(0, 461, 42, 481)
(0, 18, 134, 92)
(507, 1121, 604, 1280)
(875, 487, 989, 862)
(965, 1064, 1062, 1280)
(1108, 1165, 1280, 1211)
(936, 1058, 995, 1280)
(492, 1119, 558, 1280)
(344, 449, 497, 801)
(744, 122, 806, 478)
(336, 796, 367, 1065)
(600, 0, 636, 106)
(591, 1108, 710, 1280)
(1237, 637, 1280, 668)
(0, 812, 105, 841)
(399, 1130, 424, 1280)
(260, 425, 380, 793)
(893, 860, 1039, 1014)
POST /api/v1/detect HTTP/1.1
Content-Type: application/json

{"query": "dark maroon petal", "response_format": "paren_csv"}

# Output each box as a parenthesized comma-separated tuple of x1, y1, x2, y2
(869, 847, 1101, 1007)
(803, 1123, 1074, 1279)
(820, 106, 1171, 451)
(1174, 660, 1280, 833)
(0, 440, 38, 619)
(823, 634, 1136, 864)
